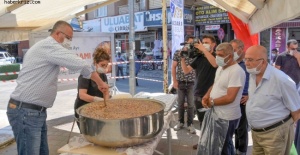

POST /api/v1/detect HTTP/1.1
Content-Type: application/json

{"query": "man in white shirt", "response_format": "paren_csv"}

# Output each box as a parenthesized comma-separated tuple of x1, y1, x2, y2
(245, 45, 300, 155)
(7, 20, 109, 155)
(201, 43, 246, 154)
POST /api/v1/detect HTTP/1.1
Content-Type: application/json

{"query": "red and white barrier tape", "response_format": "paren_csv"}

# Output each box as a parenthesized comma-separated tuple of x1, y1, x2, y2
(0, 80, 16, 83)
(108, 76, 163, 83)
(136, 77, 163, 83)
(1, 76, 163, 83)
(136, 60, 163, 63)
(0, 72, 19, 76)
(57, 78, 78, 83)
(108, 76, 130, 79)
(108, 60, 163, 65)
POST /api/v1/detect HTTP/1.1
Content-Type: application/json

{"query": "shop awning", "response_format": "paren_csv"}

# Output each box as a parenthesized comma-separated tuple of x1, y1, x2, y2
(0, 0, 118, 42)
(202, 0, 300, 34)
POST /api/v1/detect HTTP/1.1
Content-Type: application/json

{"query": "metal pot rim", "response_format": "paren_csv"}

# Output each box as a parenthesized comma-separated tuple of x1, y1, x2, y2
(76, 98, 166, 121)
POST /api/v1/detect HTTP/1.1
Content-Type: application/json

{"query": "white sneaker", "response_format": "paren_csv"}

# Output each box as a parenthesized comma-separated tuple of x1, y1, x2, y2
(188, 124, 196, 134)
(173, 123, 184, 131)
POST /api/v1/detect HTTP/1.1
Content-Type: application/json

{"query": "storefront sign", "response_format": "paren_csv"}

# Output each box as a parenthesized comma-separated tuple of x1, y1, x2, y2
(205, 25, 220, 30)
(144, 8, 193, 26)
(170, 0, 184, 57)
(101, 12, 147, 33)
(271, 28, 286, 53)
(195, 5, 229, 25)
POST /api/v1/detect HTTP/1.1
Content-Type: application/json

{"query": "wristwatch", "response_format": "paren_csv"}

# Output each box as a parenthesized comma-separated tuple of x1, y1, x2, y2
(210, 98, 214, 106)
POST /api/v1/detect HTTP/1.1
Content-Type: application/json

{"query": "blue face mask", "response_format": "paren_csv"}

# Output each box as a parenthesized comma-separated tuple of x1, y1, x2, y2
(216, 54, 230, 67)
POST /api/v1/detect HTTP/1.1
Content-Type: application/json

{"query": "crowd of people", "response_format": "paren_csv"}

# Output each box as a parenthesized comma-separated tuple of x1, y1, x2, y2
(171, 34, 300, 155)
(5, 20, 300, 155)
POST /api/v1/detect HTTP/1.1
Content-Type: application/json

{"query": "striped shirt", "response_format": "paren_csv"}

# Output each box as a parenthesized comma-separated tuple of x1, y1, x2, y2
(11, 36, 93, 108)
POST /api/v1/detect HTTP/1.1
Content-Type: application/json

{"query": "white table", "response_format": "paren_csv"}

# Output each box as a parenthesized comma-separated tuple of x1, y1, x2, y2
(58, 92, 177, 155)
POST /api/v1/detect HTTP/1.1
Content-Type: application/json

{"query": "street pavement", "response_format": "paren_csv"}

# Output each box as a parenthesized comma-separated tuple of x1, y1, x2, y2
(0, 69, 253, 155)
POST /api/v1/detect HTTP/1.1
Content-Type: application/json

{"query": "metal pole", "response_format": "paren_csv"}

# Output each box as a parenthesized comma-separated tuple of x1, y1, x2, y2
(162, 0, 168, 93)
(128, 0, 136, 96)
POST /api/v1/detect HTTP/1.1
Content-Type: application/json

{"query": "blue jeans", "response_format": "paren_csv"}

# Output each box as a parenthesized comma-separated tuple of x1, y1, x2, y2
(7, 103, 49, 155)
(222, 118, 240, 155)
(177, 81, 194, 126)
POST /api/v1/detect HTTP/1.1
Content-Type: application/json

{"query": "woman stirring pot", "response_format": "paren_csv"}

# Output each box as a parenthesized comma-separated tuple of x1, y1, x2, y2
(74, 48, 110, 130)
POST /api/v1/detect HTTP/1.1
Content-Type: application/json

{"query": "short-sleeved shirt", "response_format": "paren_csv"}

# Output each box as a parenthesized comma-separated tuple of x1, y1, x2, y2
(246, 64, 300, 128)
(75, 73, 108, 106)
(115, 55, 125, 67)
(275, 51, 300, 84)
(190, 53, 217, 97)
(210, 64, 246, 120)
(173, 50, 195, 82)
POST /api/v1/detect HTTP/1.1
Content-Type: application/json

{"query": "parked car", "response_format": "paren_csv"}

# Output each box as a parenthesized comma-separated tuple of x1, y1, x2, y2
(0, 51, 16, 64)
(0, 57, 6, 65)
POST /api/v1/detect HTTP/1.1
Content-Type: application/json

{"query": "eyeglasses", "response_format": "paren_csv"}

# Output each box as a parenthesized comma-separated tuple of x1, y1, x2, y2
(59, 31, 72, 41)
(243, 58, 263, 63)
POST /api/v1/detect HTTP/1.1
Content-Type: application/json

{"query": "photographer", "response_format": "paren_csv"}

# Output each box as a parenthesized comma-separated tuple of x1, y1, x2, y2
(172, 35, 196, 134)
(180, 34, 218, 149)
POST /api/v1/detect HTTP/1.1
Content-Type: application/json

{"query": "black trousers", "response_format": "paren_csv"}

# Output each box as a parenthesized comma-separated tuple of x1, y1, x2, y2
(234, 104, 248, 153)
(194, 96, 206, 128)
(135, 73, 138, 86)
(74, 100, 88, 133)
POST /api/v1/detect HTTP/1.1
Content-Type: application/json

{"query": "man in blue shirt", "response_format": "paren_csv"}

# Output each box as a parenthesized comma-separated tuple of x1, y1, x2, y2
(245, 45, 300, 155)
(230, 39, 249, 155)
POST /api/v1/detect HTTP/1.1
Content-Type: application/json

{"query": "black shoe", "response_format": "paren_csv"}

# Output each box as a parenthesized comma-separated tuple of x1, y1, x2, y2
(193, 144, 198, 150)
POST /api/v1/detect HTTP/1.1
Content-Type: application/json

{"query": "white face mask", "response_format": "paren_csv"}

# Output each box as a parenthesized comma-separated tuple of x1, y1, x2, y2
(216, 55, 230, 67)
(271, 53, 276, 57)
(233, 51, 240, 61)
(97, 66, 106, 73)
(61, 38, 71, 49)
(289, 50, 294, 56)
(203, 44, 211, 51)
(246, 60, 263, 74)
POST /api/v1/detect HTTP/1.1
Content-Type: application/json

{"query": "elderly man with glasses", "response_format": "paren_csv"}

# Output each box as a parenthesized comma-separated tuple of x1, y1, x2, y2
(245, 45, 300, 155)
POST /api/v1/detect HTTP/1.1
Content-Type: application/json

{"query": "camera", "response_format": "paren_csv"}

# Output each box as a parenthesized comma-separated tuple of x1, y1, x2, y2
(180, 38, 201, 58)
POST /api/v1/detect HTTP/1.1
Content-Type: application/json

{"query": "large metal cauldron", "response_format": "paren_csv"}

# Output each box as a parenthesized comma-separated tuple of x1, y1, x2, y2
(76, 98, 165, 147)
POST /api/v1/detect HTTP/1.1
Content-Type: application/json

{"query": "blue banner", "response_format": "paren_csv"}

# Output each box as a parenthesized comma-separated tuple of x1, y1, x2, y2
(171, 0, 184, 59)
(144, 8, 193, 26)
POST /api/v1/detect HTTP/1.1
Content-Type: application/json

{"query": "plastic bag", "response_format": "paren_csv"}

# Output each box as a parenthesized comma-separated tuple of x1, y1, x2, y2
(197, 107, 229, 155)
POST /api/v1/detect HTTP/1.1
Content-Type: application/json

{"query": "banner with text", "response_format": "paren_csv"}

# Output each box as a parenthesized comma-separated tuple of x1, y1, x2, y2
(271, 28, 287, 53)
(170, 0, 184, 58)
(29, 32, 115, 85)
(100, 12, 147, 33)
(144, 8, 193, 26)
(195, 5, 229, 25)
